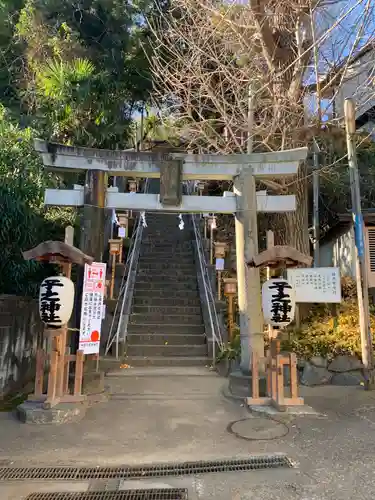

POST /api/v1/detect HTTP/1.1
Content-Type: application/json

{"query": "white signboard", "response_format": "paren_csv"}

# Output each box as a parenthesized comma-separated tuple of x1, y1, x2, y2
(79, 262, 106, 354)
(118, 226, 126, 238)
(216, 258, 225, 271)
(39, 276, 75, 329)
(287, 267, 341, 303)
(262, 278, 296, 327)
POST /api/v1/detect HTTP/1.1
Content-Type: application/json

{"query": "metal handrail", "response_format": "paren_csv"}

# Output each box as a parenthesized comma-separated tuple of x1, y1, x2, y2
(105, 180, 149, 358)
(105, 223, 137, 355)
(191, 214, 224, 364)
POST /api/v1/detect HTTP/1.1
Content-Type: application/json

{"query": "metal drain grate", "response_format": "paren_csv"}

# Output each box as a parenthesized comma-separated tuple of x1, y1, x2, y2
(26, 490, 188, 500)
(0, 455, 292, 481)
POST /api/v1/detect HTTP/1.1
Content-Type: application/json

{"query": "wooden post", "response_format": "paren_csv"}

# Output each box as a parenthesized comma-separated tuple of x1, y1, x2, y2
(290, 353, 298, 400)
(228, 295, 234, 341)
(34, 349, 44, 397)
(74, 350, 84, 396)
(64, 347, 71, 394)
(266, 231, 275, 341)
(55, 327, 67, 397)
(266, 350, 271, 396)
(276, 354, 285, 408)
(252, 353, 259, 400)
(110, 253, 116, 299)
(45, 350, 59, 407)
(217, 270, 222, 300)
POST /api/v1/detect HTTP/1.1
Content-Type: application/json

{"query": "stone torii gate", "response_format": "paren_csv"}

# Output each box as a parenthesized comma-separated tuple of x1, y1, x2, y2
(34, 139, 308, 371)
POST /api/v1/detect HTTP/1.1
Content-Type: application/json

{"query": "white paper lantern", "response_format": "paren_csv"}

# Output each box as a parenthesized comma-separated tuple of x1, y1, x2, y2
(39, 276, 75, 329)
(262, 278, 296, 327)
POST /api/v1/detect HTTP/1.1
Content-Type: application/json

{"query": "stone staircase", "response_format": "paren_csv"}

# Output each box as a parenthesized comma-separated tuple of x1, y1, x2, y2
(125, 212, 208, 366)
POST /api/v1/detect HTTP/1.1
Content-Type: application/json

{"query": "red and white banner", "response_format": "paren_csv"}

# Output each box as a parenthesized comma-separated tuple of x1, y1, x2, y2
(79, 262, 106, 355)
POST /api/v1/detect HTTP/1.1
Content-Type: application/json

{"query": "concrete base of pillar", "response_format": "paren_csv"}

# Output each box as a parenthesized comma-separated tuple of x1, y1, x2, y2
(228, 370, 267, 399)
(17, 401, 87, 425)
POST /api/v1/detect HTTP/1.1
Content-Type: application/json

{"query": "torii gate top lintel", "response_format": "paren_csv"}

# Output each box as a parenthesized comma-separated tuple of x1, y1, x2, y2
(34, 139, 308, 181)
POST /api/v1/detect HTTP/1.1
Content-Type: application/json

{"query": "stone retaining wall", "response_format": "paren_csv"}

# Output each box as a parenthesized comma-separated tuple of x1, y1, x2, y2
(0, 295, 44, 397)
(300, 355, 365, 386)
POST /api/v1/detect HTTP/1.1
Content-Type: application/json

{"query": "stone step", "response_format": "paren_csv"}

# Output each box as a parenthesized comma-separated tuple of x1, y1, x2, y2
(133, 289, 200, 299)
(138, 257, 194, 265)
(141, 242, 193, 250)
(124, 356, 209, 367)
(138, 262, 195, 271)
(127, 323, 205, 334)
(133, 296, 201, 307)
(132, 305, 202, 315)
(126, 344, 208, 357)
(136, 273, 197, 281)
(140, 246, 194, 253)
(139, 252, 195, 265)
(137, 268, 196, 277)
(134, 281, 198, 291)
(126, 333, 206, 345)
(136, 272, 197, 281)
(142, 237, 191, 245)
(144, 229, 193, 235)
(130, 313, 203, 325)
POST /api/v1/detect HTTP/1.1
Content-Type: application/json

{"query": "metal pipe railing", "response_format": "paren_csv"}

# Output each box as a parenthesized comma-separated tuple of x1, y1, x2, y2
(191, 212, 224, 365)
(105, 179, 149, 358)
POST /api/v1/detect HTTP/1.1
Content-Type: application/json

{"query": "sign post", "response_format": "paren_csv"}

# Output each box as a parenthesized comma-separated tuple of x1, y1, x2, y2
(79, 262, 106, 355)
(287, 267, 341, 303)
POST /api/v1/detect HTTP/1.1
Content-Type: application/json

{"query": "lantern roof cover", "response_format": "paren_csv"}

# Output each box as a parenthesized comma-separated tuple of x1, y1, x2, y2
(248, 246, 312, 269)
(23, 241, 93, 266)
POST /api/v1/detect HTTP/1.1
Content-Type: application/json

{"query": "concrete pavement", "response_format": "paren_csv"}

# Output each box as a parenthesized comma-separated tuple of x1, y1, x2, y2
(1, 367, 375, 499)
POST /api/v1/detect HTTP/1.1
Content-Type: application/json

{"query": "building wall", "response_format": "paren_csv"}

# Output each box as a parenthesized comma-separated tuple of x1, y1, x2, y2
(334, 49, 375, 121)
(0, 295, 44, 398)
(320, 226, 356, 279)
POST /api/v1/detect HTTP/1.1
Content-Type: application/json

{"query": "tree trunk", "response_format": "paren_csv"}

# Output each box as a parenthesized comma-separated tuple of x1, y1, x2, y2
(273, 162, 309, 255)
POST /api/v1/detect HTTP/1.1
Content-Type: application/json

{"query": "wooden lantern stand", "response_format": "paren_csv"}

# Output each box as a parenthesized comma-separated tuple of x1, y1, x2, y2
(207, 215, 217, 265)
(117, 211, 130, 264)
(128, 179, 138, 219)
(214, 241, 227, 300)
(223, 277, 237, 341)
(246, 244, 312, 411)
(108, 239, 122, 299)
(22, 239, 94, 409)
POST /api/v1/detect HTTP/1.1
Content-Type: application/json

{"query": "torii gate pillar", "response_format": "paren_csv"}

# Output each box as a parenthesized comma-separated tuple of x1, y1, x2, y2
(234, 173, 263, 374)
(81, 170, 107, 261)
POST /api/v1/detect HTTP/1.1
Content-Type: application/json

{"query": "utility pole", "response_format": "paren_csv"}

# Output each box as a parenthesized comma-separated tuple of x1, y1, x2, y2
(312, 138, 320, 267)
(344, 98, 373, 388)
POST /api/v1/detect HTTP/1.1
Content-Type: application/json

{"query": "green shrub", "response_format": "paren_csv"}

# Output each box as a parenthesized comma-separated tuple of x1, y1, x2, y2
(283, 298, 375, 360)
